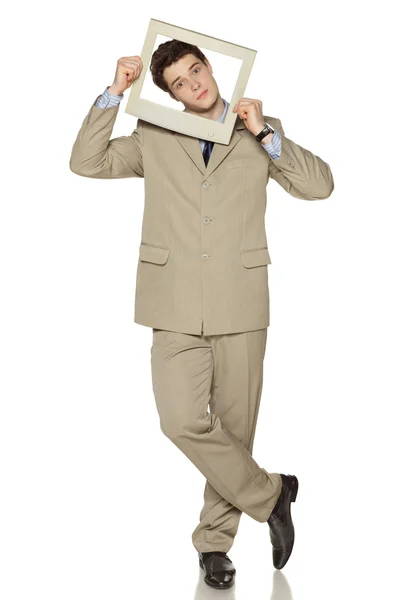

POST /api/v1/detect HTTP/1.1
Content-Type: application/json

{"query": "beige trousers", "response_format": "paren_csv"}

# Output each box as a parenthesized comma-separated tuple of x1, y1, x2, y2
(150, 327, 282, 553)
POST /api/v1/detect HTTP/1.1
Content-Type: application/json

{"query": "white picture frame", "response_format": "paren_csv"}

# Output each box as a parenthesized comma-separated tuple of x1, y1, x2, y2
(124, 18, 257, 145)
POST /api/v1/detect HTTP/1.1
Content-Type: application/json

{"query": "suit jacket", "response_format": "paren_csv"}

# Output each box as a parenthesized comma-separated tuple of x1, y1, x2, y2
(70, 94, 334, 335)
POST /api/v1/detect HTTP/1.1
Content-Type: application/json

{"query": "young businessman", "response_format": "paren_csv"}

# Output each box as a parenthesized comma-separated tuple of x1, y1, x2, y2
(70, 40, 334, 589)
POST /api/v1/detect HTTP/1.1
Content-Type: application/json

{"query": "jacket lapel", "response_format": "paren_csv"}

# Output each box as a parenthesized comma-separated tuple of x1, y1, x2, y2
(173, 115, 247, 178)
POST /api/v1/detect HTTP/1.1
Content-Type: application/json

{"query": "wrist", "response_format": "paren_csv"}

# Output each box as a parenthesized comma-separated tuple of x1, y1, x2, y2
(261, 131, 274, 145)
(107, 84, 124, 96)
(254, 121, 275, 144)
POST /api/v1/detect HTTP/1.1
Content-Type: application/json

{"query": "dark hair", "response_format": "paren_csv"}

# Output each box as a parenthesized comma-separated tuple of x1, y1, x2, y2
(150, 39, 208, 97)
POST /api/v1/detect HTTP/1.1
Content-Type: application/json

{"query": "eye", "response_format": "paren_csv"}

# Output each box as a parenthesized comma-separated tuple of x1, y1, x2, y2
(176, 66, 201, 89)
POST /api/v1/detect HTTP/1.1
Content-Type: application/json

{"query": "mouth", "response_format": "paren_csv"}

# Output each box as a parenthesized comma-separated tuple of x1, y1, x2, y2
(197, 89, 208, 100)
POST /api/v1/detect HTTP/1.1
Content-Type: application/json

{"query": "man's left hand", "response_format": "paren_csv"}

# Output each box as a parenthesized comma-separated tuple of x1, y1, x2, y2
(233, 98, 265, 136)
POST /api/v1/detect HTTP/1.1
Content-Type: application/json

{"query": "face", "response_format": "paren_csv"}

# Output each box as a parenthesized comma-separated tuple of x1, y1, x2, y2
(163, 53, 219, 114)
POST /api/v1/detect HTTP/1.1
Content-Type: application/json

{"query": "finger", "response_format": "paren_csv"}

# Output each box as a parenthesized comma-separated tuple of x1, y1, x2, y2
(236, 100, 258, 107)
(120, 56, 142, 64)
(233, 100, 251, 111)
(118, 58, 142, 70)
(118, 61, 141, 75)
(119, 59, 141, 68)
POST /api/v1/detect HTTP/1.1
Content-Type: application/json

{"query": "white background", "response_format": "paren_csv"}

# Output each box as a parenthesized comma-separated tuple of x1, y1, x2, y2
(1, 1, 399, 599)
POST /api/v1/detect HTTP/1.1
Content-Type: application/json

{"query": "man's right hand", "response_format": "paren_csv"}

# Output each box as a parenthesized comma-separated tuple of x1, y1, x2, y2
(108, 55, 143, 96)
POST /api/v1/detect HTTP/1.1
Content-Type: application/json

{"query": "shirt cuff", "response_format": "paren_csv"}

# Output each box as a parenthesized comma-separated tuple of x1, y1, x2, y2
(95, 86, 124, 108)
(261, 129, 281, 159)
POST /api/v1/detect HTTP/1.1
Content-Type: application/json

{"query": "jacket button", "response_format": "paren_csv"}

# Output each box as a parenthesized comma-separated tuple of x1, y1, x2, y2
(203, 217, 211, 224)
(202, 253, 209, 260)
(203, 182, 209, 188)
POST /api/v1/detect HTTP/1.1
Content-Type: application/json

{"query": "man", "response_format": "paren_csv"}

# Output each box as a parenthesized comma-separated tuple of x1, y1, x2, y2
(70, 40, 334, 589)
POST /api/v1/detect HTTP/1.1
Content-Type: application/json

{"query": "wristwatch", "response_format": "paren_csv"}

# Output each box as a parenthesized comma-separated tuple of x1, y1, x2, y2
(255, 122, 275, 143)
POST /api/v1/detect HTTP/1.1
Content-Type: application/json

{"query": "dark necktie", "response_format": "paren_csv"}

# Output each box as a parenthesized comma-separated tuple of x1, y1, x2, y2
(202, 140, 214, 166)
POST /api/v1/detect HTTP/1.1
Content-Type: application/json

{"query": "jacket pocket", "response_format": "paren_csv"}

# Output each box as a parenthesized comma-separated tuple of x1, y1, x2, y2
(240, 247, 271, 268)
(139, 243, 170, 265)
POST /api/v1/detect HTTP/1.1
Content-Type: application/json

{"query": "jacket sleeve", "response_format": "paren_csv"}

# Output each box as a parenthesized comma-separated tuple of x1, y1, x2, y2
(69, 94, 144, 179)
(267, 117, 334, 200)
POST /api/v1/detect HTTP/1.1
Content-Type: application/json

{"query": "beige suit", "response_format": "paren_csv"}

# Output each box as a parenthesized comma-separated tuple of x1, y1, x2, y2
(70, 94, 334, 553)
(70, 94, 334, 336)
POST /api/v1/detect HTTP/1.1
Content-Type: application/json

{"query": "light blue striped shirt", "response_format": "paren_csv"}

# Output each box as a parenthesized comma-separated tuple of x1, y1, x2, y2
(95, 86, 282, 159)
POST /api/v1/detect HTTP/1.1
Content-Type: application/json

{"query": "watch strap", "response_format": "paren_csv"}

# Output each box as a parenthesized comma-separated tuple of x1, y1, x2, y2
(255, 123, 275, 143)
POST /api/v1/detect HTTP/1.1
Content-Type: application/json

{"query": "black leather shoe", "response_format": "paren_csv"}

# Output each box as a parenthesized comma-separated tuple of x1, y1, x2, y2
(198, 551, 236, 589)
(267, 473, 299, 570)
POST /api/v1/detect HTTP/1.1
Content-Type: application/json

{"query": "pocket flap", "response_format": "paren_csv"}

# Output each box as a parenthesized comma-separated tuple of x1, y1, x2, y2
(240, 247, 271, 268)
(139, 243, 170, 265)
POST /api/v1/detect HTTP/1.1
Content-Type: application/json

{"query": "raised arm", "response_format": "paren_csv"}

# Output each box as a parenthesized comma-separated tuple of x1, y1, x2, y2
(69, 55, 144, 179)
(69, 100, 144, 179)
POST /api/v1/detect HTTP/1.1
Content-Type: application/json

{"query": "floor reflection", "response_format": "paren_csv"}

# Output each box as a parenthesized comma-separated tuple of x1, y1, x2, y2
(193, 565, 293, 599)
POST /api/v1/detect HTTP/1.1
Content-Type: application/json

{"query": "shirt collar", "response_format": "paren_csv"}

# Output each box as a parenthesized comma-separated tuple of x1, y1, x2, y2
(218, 98, 229, 122)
